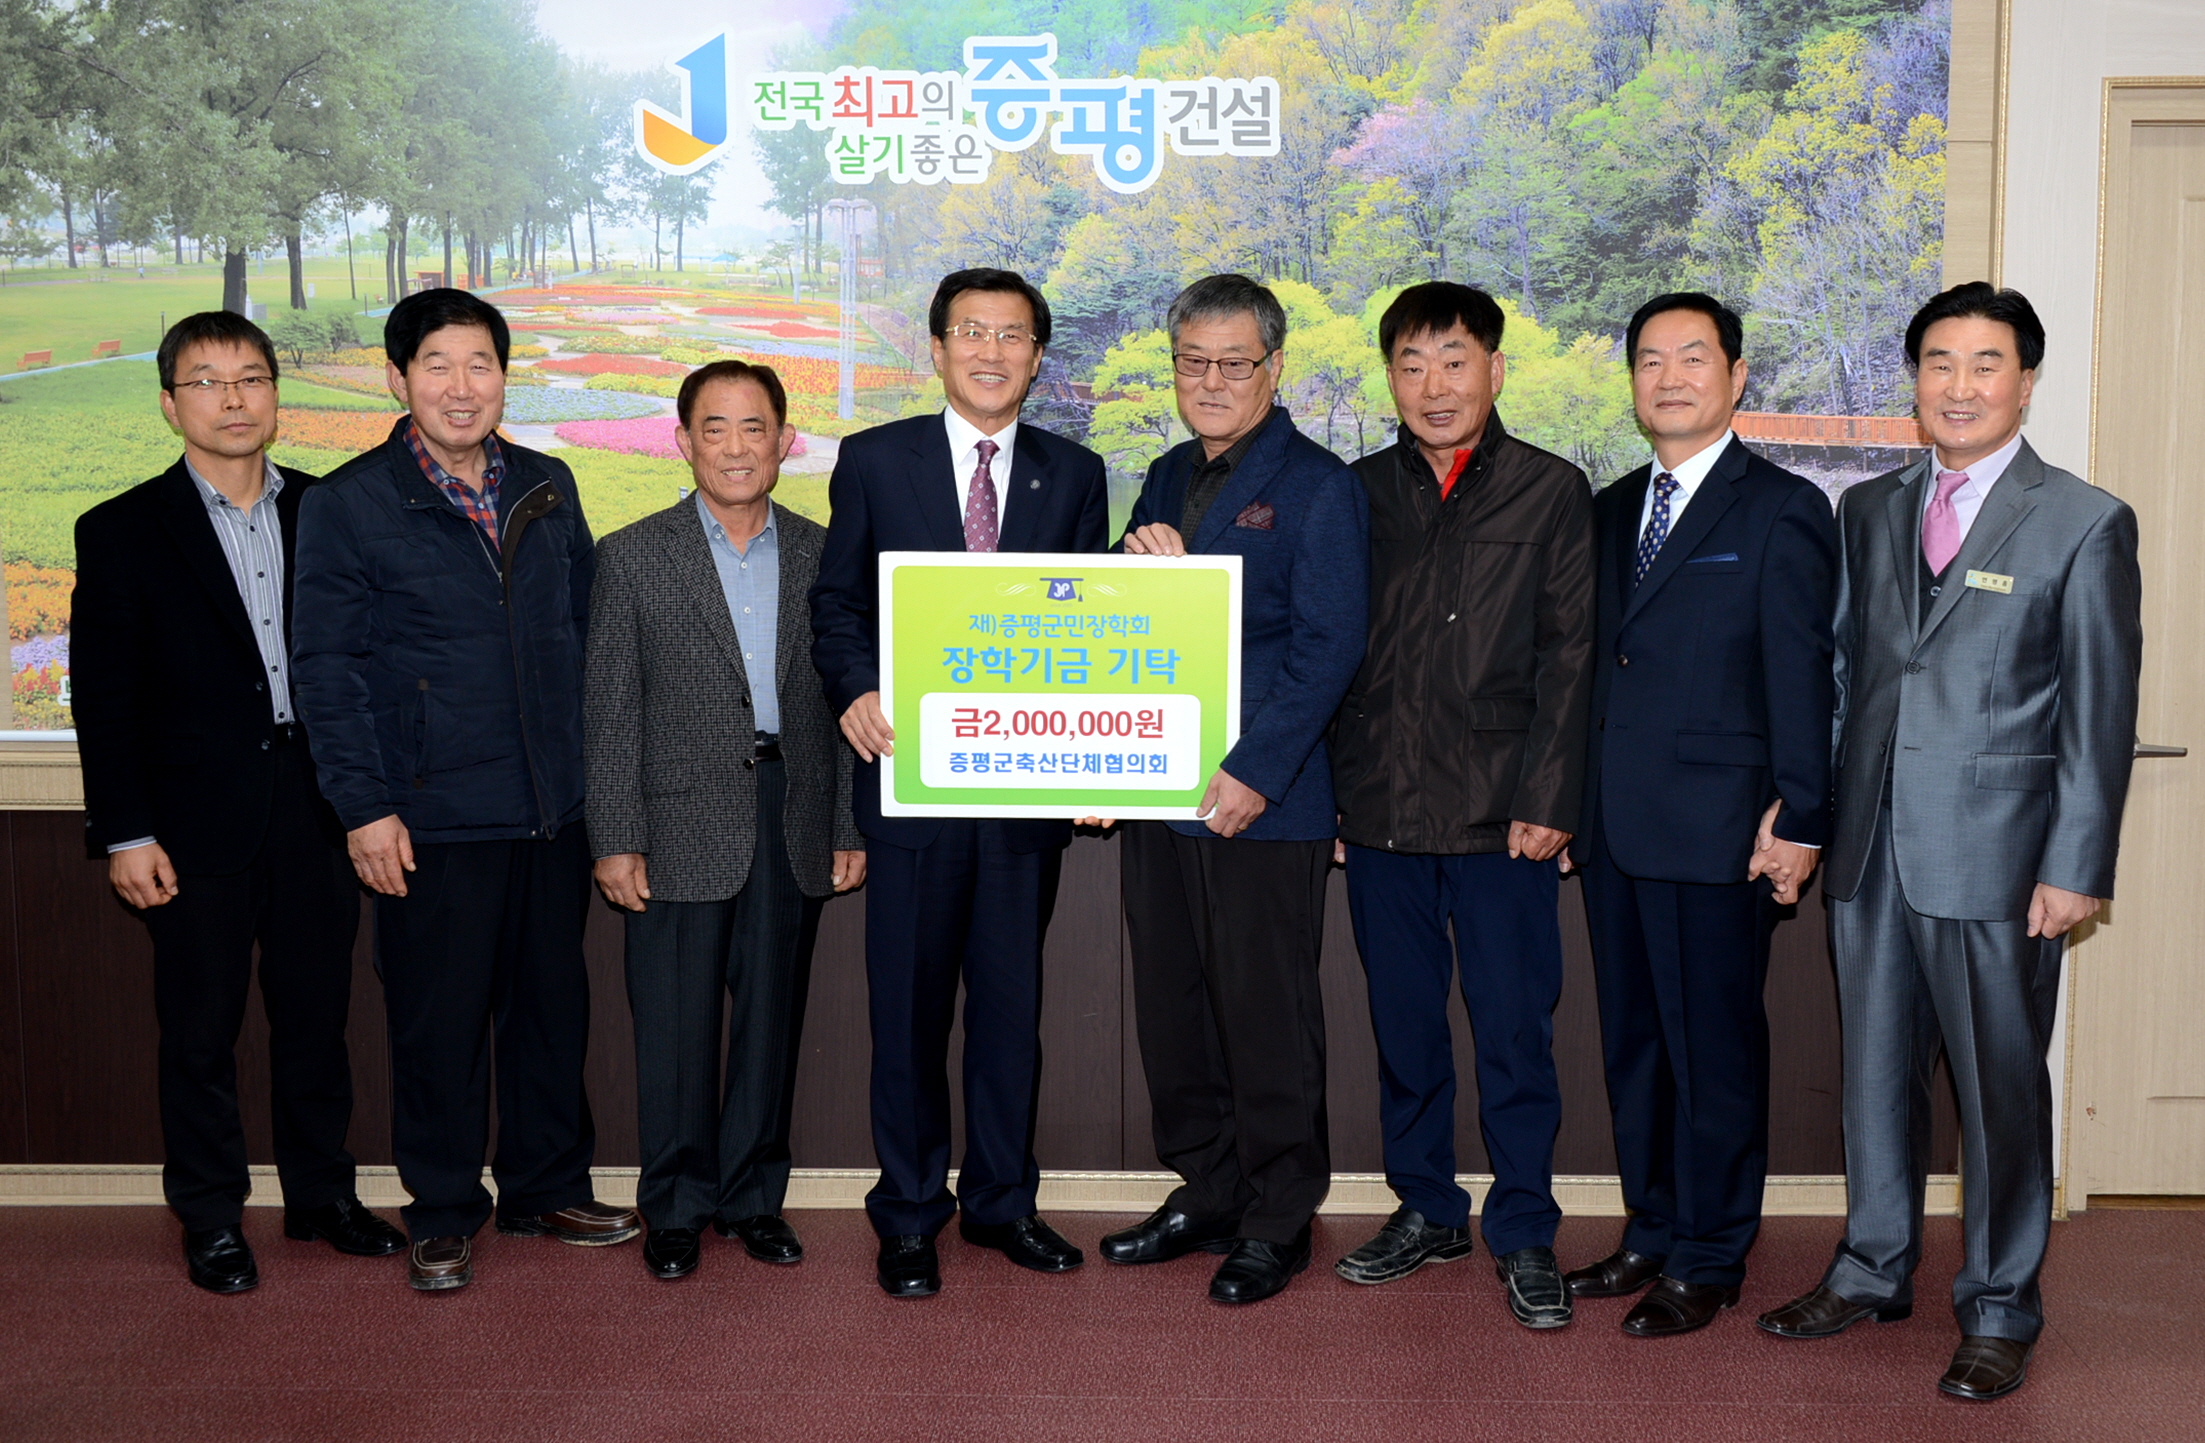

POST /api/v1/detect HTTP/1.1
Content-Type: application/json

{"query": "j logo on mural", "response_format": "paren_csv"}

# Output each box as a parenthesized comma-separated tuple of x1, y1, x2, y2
(636, 34, 730, 174)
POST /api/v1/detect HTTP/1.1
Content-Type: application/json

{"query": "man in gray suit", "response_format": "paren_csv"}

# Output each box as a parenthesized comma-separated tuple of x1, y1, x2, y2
(1758, 284, 2141, 1402)
(585, 359, 865, 1281)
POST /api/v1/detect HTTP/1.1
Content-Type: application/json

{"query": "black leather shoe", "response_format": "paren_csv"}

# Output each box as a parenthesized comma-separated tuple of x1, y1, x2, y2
(877, 1234, 940, 1298)
(643, 1228, 701, 1280)
(1565, 1247, 1666, 1298)
(283, 1197, 406, 1257)
(1938, 1336, 2033, 1401)
(1209, 1229, 1312, 1305)
(960, 1213, 1085, 1272)
(184, 1226, 258, 1294)
(715, 1214, 802, 1264)
(1334, 1206, 1474, 1285)
(1757, 1285, 1912, 1338)
(1099, 1206, 1241, 1265)
(1496, 1246, 1573, 1329)
(1620, 1276, 1740, 1336)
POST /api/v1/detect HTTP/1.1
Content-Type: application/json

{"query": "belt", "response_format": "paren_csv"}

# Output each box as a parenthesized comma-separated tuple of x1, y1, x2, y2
(748, 732, 782, 767)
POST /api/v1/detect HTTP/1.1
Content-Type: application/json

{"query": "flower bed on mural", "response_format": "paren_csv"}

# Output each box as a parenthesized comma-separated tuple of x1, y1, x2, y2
(278, 409, 397, 453)
(8, 565, 70, 642)
(497, 387, 662, 424)
(697, 304, 827, 321)
(739, 321, 839, 339)
(292, 364, 390, 396)
(537, 354, 687, 378)
(554, 415, 807, 460)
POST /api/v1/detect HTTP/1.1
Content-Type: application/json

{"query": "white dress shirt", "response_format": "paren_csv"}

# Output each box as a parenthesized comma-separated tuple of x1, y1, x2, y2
(1638, 430, 1737, 542)
(943, 407, 1019, 518)
(1925, 429, 2025, 548)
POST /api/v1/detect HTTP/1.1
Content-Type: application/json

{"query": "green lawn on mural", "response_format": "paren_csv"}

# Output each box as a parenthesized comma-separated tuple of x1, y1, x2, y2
(879, 552, 1242, 819)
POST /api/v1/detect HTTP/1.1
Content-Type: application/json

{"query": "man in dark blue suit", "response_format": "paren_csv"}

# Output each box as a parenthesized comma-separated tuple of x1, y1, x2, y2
(1562, 293, 1837, 1335)
(1097, 275, 1370, 1304)
(810, 268, 1109, 1298)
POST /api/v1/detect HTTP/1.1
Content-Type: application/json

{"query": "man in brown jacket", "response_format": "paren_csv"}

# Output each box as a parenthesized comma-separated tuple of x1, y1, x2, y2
(1329, 282, 1596, 1329)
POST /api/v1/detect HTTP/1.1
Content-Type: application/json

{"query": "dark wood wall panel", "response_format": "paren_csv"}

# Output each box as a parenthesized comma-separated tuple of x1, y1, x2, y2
(0, 811, 1956, 1188)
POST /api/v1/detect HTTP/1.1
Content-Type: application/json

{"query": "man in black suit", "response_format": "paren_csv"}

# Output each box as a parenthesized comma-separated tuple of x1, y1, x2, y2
(811, 268, 1110, 1297)
(1563, 293, 1838, 1335)
(586, 360, 866, 1282)
(72, 312, 404, 1293)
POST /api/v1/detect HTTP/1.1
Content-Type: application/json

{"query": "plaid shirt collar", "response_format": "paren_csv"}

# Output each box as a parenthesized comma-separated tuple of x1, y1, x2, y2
(402, 418, 506, 547)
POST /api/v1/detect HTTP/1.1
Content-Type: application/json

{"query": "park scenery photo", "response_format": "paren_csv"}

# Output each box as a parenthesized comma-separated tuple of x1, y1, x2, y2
(0, 0, 1951, 732)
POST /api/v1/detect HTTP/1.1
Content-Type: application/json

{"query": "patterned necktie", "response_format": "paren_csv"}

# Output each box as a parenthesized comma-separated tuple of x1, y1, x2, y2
(1923, 469, 1969, 575)
(963, 438, 1000, 553)
(1634, 471, 1680, 587)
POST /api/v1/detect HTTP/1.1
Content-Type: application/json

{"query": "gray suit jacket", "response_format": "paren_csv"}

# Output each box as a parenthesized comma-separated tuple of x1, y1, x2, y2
(585, 497, 860, 902)
(1825, 439, 2141, 920)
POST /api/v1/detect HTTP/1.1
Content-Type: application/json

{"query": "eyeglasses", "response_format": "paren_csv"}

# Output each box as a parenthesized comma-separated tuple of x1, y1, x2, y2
(1173, 352, 1273, 381)
(172, 376, 275, 397)
(945, 322, 1038, 350)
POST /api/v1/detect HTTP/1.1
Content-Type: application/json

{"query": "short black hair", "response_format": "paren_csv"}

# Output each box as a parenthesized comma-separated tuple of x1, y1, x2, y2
(678, 359, 789, 428)
(1167, 274, 1288, 355)
(385, 287, 510, 372)
(158, 311, 279, 391)
(1904, 281, 2046, 371)
(1379, 282, 1505, 360)
(1626, 291, 1745, 369)
(928, 268, 1052, 347)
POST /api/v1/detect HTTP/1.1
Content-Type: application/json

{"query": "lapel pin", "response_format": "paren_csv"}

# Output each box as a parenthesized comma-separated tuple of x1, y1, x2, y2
(1029, 478, 1040, 489)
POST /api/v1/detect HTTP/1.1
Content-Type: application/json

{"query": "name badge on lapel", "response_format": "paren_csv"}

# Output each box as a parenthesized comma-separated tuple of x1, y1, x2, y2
(1964, 570, 2014, 594)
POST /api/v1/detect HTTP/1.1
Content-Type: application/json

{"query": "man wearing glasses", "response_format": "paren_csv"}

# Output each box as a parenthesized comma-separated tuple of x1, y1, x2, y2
(74, 312, 404, 1293)
(1102, 274, 1369, 1304)
(812, 268, 1110, 1298)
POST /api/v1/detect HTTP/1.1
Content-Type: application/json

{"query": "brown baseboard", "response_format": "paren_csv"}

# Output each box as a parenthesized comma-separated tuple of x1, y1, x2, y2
(2085, 1193, 2205, 1210)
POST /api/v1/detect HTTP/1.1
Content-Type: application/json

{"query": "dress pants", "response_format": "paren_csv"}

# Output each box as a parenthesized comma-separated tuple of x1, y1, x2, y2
(373, 825, 597, 1239)
(1345, 846, 1564, 1253)
(623, 760, 822, 1231)
(144, 732, 361, 1230)
(1121, 823, 1332, 1244)
(863, 820, 1061, 1238)
(1823, 804, 2062, 1342)
(1579, 818, 1774, 1287)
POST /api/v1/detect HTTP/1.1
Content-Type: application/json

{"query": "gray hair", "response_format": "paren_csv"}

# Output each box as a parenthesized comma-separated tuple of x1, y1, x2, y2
(1166, 274, 1287, 355)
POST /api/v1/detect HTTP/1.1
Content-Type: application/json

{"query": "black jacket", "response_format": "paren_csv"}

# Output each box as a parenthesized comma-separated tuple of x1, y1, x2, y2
(1331, 414, 1595, 854)
(292, 419, 594, 844)
(72, 459, 342, 872)
(1572, 437, 1837, 883)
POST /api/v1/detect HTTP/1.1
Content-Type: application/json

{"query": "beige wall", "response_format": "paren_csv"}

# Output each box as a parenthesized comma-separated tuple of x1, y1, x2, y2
(2003, 0, 2205, 480)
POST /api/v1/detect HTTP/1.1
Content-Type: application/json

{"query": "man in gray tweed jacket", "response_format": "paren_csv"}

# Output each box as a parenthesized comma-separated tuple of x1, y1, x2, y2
(584, 360, 864, 1282)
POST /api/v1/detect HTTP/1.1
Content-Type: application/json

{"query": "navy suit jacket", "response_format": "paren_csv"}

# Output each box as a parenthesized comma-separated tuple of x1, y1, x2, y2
(810, 410, 1110, 852)
(1574, 436, 1837, 884)
(1123, 407, 1369, 842)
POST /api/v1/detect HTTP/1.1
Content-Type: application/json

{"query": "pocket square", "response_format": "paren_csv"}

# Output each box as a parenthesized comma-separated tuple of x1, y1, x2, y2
(1233, 502, 1276, 530)
(1686, 552, 1740, 564)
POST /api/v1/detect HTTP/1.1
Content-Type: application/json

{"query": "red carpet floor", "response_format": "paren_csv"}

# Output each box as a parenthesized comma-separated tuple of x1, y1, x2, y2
(1, 1207, 2198, 1442)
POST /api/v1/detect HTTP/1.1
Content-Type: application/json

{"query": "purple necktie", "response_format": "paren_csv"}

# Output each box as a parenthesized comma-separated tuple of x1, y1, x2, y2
(964, 438, 1000, 553)
(1923, 469, 1968, 575)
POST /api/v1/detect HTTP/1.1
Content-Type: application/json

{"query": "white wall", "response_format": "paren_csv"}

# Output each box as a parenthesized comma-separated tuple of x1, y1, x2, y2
(2003, 0, 2205, 480)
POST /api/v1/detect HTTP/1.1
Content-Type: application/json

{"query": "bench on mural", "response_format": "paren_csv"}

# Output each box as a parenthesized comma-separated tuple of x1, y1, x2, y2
(91, 339, 121, 358)
(18, 349, 51, 370)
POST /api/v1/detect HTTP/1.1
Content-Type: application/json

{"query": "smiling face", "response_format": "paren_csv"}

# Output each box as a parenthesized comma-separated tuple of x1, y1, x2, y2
(677, 375, 793, 513)
(388, 323, 505, 462)
(1172, 310, 1281, 457)
(930, 288, 1045, 434)
(1913, 315, 2035, 471)
(159, 340, 278, 458)
(1387, 323, 1505, 468)
(1630, 307, 1747, 464)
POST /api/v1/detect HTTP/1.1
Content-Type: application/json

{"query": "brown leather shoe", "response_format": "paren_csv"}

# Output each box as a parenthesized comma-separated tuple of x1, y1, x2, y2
(1757, 1284, 1912, 1338)
(495, 1200, 641, 1246)
(407, 1235, 471, 1292)
(1620, 1276, 1739, 1336)
(1564, 1247, 1666, 1298)
(1938, 1336, 2032, 1401)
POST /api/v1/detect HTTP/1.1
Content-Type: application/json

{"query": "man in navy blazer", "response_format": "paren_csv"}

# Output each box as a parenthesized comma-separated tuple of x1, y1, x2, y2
(1562, 293, 1837, 1335)
(1098, 275, 1370, 1305)
(810, 269, 1109, 1297)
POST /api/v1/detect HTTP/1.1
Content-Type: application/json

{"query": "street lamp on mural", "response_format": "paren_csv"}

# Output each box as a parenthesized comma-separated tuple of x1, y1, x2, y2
(822, 197, 870, 421)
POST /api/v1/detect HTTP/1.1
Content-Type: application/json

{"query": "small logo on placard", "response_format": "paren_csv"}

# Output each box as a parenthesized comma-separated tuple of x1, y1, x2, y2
(1044, 577, 1083, 602)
